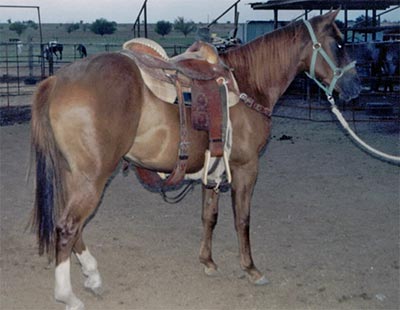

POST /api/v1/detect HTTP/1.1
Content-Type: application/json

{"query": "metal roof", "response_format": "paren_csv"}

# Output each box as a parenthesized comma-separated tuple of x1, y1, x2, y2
(249, 0, 400, 10)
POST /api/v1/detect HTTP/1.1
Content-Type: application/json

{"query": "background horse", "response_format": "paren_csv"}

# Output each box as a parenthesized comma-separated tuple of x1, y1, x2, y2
(31, 10, 360, 310)
(43, 41, 63, 61)
(76, 44, 87, 58)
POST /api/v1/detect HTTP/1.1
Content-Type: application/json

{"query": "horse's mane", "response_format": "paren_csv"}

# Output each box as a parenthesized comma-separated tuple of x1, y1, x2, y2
(221, 20, 306, 95)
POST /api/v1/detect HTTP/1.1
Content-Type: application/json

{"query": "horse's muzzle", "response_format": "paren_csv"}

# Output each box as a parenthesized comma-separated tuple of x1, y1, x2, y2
(337, 71, 362, 102)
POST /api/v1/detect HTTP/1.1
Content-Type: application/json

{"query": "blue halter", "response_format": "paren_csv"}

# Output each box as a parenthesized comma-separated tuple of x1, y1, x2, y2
(303, 19, 356, 98)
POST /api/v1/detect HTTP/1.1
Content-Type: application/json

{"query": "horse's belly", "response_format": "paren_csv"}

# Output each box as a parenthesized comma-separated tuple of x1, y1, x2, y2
(124, 98, 208, 173)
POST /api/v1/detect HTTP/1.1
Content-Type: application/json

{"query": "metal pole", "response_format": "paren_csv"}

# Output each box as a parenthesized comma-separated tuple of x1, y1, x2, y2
(5, 44, 10, 108)
(37, 7, 45, 79)
(207, 0, 241, 28)
(233, 3, 239, 38)
(344, 8, 348, 43)
(274, 9, 278, 29)
(144, 1, 148, 38)
(372, 9, 377, 41)
(365, 9, 368, 42)
(15, 44, 20, 95)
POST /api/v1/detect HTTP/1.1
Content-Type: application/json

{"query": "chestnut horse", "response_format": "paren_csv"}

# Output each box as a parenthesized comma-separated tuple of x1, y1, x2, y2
(31, 10, 360, 309)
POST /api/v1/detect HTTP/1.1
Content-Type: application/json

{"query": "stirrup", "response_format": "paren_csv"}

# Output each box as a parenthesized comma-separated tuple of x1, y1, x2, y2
(202, 149, 232, 186)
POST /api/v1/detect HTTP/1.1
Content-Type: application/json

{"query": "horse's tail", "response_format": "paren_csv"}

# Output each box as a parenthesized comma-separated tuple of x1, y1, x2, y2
(30, 76, 67, 261)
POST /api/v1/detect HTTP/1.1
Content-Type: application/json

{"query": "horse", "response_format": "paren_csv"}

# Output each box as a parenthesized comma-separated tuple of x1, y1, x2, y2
(43, 41, 63, 61)
(369, 43, 400, 93)
(76, 44, 87, 58)
(30, 10, 360, 310)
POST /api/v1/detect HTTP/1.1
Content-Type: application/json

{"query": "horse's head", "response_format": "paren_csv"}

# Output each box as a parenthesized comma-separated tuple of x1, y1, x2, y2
(302, 10, 362, 101)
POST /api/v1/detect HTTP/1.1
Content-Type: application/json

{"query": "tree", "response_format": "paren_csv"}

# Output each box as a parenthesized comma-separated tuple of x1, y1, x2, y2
(9, 22, 27, 36)
(66, 23, 80, 34)
(25, 20, 38, 30)
(155, 20, 172, 37)
(90, 18, 117, 36)
(335, 20, 345, 30)
(354, 15, 373, 28)
(174, 17, 196, 37)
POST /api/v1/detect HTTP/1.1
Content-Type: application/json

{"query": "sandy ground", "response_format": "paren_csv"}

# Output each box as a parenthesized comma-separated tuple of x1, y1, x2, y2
(0, 116, 399, 310)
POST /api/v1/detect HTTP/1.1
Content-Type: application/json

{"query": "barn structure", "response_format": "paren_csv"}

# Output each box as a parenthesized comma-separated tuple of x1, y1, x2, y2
(246, 0, 399, 43)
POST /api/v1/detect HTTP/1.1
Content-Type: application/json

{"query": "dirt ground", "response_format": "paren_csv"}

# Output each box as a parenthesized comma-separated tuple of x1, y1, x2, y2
(0, 115, 399, 310)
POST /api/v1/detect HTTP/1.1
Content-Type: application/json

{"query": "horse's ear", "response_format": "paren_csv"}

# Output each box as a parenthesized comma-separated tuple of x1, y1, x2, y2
(324, 8, 341, 24)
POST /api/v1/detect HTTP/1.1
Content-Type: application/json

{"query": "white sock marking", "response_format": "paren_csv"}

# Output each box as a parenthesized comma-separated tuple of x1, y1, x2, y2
(54, 259, 84, 309)
(76, 248, 102, 290)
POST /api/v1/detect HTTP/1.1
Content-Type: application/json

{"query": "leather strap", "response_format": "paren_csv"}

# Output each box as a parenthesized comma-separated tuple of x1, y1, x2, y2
(163, 75, 190, 187)
(239, 93, 272, 118)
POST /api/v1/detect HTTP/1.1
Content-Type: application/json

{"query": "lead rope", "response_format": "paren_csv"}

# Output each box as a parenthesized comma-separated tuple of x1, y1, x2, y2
(327, 96, 400, 165)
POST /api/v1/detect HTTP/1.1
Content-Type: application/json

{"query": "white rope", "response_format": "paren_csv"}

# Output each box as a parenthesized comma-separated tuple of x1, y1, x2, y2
(327, 96, 400, 165)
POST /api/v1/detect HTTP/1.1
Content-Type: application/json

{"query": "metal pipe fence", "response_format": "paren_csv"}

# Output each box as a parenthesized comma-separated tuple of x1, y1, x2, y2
(1, 40, 399, 124)
(0, 42, 189, 106)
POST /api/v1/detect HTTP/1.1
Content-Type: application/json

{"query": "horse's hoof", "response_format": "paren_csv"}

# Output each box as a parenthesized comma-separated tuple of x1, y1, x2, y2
(204, 266, 219, 277)
(85, 285, 103, 297)
(252, 275, 269, 286)
(66, 299, 85, 310)
(84, 275, 103, 296)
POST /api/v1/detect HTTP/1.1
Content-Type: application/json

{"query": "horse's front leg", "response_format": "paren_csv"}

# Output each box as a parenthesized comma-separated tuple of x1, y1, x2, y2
(199, 186, 220, 276)
(230, 161, 269, 285)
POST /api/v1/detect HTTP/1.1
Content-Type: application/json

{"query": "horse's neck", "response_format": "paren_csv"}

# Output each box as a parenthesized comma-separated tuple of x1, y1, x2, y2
(223, 27, 305, 109)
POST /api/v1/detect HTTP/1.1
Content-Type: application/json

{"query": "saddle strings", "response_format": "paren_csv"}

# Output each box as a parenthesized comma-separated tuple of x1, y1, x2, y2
(160, 181, 195, 204)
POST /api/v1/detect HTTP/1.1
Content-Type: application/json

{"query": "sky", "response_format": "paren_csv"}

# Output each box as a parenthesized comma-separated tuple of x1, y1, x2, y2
(0, 0, 399, 24)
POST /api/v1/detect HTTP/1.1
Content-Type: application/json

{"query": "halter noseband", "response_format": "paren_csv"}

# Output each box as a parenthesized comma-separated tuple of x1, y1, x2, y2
(303, 19, 356, 98)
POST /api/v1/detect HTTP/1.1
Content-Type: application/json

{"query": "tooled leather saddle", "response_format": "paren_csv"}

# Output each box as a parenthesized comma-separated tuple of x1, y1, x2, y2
(120, 38, 239, 189)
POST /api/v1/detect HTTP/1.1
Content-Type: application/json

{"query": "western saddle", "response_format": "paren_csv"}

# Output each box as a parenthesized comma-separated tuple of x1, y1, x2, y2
(121, 38, 239, 189)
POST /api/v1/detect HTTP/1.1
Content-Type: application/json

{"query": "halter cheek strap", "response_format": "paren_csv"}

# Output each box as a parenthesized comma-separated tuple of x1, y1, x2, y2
(303, 19, 356, 97)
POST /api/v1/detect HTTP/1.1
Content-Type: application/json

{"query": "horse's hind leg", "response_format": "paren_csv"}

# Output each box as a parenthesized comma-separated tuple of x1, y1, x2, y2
(199, 186, 220, 276)
(55, 175, 106, 310)
(74, 234, 102, 295)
